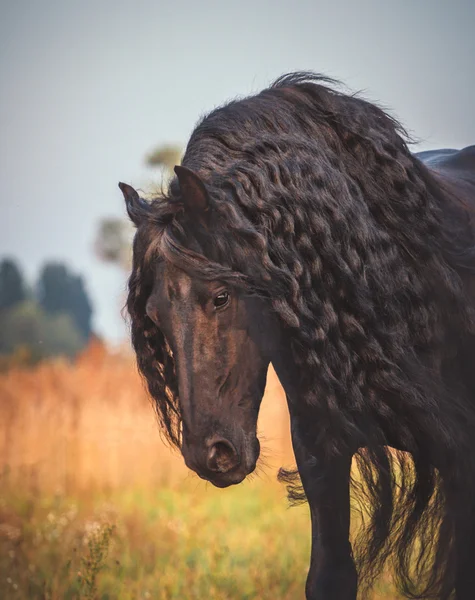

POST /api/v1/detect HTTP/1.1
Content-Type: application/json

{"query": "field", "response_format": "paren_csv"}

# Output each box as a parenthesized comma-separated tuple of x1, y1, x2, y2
(0, 341, 398, 599)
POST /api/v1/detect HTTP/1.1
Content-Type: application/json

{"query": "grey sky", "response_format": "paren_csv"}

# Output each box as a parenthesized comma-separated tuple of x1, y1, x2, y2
(1, 0, 474, 342)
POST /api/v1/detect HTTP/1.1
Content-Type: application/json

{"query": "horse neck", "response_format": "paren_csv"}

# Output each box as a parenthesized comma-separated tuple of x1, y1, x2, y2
(267, 329, 303, 409)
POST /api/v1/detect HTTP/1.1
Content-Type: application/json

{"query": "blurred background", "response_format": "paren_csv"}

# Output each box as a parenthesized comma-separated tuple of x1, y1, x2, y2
(1, 1, 474, 598)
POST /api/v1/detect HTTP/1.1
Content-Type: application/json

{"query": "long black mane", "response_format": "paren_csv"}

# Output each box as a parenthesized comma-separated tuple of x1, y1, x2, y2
(127, 73, 475, 598)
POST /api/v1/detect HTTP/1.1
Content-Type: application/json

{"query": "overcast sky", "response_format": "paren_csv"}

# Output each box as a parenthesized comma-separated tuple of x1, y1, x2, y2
(1, 0, 474, 342)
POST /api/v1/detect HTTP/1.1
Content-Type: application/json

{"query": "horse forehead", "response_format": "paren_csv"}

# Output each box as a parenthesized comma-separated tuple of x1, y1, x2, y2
(163, 263, 194, 301)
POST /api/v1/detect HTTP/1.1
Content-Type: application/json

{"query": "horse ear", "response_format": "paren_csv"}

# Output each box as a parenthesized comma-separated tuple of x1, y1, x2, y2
(118, 182, 150, 226)
(174, 166, 209, 212)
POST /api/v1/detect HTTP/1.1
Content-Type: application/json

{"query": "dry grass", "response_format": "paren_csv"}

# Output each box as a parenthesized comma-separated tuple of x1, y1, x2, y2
(0, 340, 292, 492)
(0, 341, 399, 599)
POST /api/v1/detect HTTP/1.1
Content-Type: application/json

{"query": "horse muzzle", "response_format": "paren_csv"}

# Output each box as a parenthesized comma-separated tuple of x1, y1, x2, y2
(182, 434, 259, 488)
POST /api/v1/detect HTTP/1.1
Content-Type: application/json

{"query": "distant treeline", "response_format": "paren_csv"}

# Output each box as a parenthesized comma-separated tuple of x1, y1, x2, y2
(0, 258, 94, 364)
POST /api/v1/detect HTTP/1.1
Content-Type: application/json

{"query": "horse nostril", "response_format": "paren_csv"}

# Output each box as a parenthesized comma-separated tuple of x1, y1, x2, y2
(207, 439, 240, 473)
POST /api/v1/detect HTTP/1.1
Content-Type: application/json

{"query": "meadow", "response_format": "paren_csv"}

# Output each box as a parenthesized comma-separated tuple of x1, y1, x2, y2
(0, 341, 399, 599)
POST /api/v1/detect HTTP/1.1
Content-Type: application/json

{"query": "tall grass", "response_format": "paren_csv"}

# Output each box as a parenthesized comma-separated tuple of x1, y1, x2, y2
(0, 341, 399, 598)
(0, 340, 292, 492)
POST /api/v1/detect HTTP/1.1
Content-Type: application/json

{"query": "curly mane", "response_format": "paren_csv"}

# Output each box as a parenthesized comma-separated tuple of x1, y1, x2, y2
(127, 73, 475, 598)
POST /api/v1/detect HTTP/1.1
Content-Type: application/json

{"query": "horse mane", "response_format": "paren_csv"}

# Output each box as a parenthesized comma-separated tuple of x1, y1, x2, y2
(127, 72, 475, 598)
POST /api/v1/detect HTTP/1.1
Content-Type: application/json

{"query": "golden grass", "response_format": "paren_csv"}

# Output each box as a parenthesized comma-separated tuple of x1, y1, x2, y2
(0, 341, 399, 599)
(0, 340, 292, 492)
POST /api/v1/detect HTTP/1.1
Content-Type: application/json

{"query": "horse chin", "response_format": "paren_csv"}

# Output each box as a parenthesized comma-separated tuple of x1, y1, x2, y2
(206, 455, 258, 489)
(210, 465, 256, 488)
(209, 471, 247, 488)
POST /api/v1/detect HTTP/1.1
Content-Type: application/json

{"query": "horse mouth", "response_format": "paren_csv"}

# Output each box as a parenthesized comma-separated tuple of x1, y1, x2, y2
(209, 472, 246, 488)
(199, 461, 257, 488)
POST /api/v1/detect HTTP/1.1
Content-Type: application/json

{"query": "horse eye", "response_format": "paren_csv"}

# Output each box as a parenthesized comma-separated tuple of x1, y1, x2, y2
(214, 290, 229, 309)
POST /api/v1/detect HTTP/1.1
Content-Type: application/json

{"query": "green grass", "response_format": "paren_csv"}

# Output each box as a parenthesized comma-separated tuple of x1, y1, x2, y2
(0, 476, 402, 599)
(0, 479, 316, 599)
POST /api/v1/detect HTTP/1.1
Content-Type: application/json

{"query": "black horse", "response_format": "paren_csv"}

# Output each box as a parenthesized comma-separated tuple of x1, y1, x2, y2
(120, 73, 475, 599)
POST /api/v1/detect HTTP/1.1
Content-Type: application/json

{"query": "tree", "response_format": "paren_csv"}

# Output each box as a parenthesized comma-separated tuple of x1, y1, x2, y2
(37, 263, 71, 314)
(37, 262, 93, 341)
(95, 144, 182, 270)
(0, 258, 27, 310)
(67, 274, 93, 340)
(0, 261, 93, 365)
(42, 311, 85, 358)
(94, 218, 134, 270)
(0, 301, 84, 362)
(145, 144, 182, 171)
(0, 301, 42, 357)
